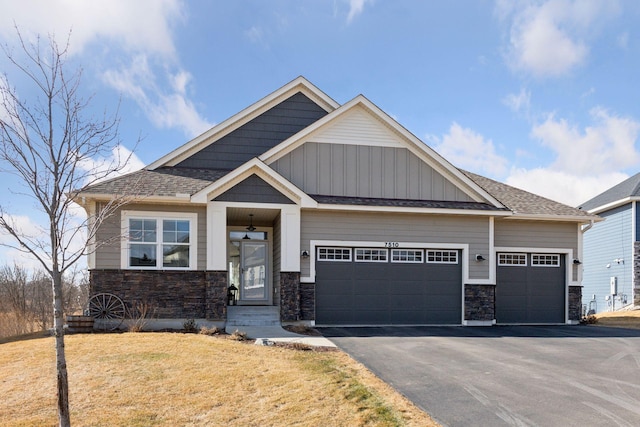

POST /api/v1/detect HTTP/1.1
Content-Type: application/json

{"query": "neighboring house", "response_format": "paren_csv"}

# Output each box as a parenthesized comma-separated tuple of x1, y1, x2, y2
(579, 174, 640, 314)
(76, 77, 595, 328)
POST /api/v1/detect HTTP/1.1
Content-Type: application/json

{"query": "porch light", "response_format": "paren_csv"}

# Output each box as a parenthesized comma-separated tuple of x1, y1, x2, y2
(227, 284, 238, 306)
(243, 214, 256, 239)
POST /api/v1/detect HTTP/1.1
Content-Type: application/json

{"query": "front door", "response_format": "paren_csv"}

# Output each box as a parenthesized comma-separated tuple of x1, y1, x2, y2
(229, 238, 271, 305)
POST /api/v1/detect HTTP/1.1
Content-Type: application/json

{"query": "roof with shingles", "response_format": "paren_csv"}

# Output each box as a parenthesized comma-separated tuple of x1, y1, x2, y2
(310, 194, 507, 211)
(578, 172, 640, 212)
(461, 170, 594, 219)
(80, 165, 595, 220)
(79, 167, 228, 197)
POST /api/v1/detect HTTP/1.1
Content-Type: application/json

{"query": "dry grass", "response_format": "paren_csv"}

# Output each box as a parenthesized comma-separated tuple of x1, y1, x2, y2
(594, 308, 640, 329)
(0, 333, 437, 426)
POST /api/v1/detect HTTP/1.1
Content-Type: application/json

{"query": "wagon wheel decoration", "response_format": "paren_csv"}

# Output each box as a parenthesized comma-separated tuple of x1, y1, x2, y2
(87, 293, 126, 331)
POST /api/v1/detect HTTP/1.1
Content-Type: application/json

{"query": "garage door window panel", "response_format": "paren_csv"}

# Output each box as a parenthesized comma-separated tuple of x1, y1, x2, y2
(355, 248, 388, 262)
(532, 254, 560, 267)
(318, 247, 351, 261)
(391, 249, 424, 263)
(498, 253, 527, 266)
(426, 250, 458, 264)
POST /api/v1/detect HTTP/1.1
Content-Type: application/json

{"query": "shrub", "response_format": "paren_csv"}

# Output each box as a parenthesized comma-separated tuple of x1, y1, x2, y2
(183, 318, 199, 333)
(229, 329, 247, 341)
(127, 300, 158, 333)
(199, 326, 221, 336)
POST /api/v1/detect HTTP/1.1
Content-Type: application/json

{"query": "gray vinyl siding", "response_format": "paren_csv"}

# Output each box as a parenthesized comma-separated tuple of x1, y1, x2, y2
(582, 204, 633, 313)
(494, 220, 579, 282)
(214, 174, 294, 204)
(300, 210, 490, 280)
(271, 142, 473, 202)
(94, 203, 207, 270)
(176, 93, 328, 170)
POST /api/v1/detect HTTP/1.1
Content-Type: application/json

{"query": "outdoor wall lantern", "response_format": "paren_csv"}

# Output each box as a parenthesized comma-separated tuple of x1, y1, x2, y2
(475, 254, 486, 262)
(227, 284, 238, 306)
(573, 259, 582, 265)
(301, 250, 310, 258)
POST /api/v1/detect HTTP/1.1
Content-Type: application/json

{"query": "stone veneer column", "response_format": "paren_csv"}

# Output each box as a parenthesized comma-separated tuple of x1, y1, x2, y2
(206, 271, 227, 320)
(280, 272, 300, 322)
(464, 284, 495, 322)
(568, 286, 582, 321)
(634, 242, 640, 308)
(300, 282, 315, 321)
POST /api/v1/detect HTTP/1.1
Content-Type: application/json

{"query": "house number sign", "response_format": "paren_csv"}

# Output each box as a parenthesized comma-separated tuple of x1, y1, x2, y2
(384, 242, 400, 248)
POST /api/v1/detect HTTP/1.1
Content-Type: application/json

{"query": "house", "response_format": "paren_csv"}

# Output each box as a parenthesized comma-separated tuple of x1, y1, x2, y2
(579, 174, 640, 314)
(76, 77, 595, 329)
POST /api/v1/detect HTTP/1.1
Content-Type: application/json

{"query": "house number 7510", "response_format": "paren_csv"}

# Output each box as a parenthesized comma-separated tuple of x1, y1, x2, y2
(384, 242, 399, 248)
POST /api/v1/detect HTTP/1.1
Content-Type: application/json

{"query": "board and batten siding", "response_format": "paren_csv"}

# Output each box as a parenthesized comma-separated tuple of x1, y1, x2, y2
(94, 203, 207, 270)
(270, 141, 472, 202)
(582, 204, 633, 312)
(300, 210, 490, 280)
(494, 220, 579, 282)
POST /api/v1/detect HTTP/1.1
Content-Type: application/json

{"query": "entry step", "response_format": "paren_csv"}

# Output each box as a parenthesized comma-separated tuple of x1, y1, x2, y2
(227, 305, 280, 326)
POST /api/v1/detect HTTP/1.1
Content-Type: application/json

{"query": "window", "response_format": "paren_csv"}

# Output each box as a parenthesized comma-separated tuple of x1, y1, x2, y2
(123, 211, 197, 270)
(498, 253, 527, 266)
(532, 254, 560, 267)
(355, 248, 388, 262)
(426, 250, 458, 264)
(317, 247, 351, 261)
(391, 249, 423, 263)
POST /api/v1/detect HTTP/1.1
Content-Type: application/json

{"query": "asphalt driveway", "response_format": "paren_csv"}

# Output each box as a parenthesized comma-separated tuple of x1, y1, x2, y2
(319, 326, 640, 427)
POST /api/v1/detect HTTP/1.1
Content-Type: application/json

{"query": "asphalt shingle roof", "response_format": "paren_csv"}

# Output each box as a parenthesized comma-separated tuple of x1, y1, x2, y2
(80, 166, 595, 220)
(462, 171, 594, 218)
(578, 172, 640, 211)
(310, 194, 506, 211)
(80, 167, 228, 197)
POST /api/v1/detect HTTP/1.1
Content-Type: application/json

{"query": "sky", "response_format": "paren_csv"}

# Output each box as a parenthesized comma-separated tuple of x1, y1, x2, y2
(1, 0, 640, 269)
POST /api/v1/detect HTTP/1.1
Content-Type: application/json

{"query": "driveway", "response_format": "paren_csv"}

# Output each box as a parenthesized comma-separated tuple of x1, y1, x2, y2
(319, 326, 640, 427)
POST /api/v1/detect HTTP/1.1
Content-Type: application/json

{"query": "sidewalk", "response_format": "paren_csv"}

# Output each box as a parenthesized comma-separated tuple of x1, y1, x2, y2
(225, 325, 336, 348)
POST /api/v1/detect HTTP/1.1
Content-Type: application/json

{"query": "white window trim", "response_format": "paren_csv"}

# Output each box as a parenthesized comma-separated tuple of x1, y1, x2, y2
(426, 250, 459, 264)
(391, 249, 424, 264)
(532, 253, 560, 267)
(317, 247, 352, 262)
(355, 248, 389, 263)
(121, 210, 198, 270)
(498, 252, 528, 266)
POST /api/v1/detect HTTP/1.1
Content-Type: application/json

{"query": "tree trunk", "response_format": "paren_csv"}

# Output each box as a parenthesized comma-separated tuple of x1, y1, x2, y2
(52, 272, 71, 427)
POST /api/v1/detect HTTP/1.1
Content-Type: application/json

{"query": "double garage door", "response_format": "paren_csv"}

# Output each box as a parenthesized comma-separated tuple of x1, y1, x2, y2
(496, 253, 566, 324)
(315, 247, 462, 325)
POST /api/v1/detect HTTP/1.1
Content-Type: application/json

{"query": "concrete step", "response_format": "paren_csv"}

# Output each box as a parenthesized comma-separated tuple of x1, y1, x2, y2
(227, 306, 280, 327)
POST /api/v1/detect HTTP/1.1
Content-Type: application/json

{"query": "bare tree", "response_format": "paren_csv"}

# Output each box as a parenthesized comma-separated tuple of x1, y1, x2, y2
(0, 30, 135, 427)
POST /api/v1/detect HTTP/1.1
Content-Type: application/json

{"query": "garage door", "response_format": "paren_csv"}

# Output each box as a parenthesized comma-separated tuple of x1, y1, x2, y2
(496, 253, 566, 324)
(315, 247, 462, 325)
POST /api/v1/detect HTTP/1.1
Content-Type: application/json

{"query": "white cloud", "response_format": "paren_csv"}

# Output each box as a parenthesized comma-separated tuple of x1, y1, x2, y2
(78, 144, 145, 185)
(503, 107, 640, 206)
(498, 0, 619, 77)
(102, 55, 213, 138)
(346, 0, 373, 23)
(429, 123, 509, 177)
(503, 88, 531, 113)
(531, 108, 640, 175)
(0, 0, 184, 57)
(506, 168, 629, 207)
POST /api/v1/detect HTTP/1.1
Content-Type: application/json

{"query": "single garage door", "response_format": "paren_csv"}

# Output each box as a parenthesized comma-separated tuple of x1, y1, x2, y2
(496, 253, 566, 324)
(315, 247, 462, 325)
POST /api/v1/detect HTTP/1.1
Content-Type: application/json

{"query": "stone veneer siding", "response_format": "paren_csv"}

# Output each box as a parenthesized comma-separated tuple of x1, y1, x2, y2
(568, 286, 582, 321)
(90, 270, 228, 320)
(634, 242, 640, 308)
(300, 282, 315, 321)
(280, 272, 300, 321)
(464, 284, 495, 321)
